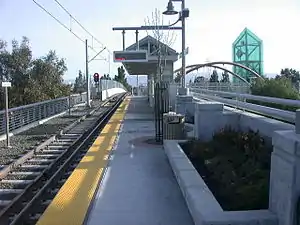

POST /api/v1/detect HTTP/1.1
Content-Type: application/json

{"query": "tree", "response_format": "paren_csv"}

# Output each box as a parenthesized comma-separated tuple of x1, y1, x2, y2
(0, 37, 70, 109)
(73, 70, 86, 94)
(194, 76, 205, 83)
(221, 71, 230, 83)
(114, 66, 131, 91)
(145, 8, 176, 81)
(250, 76, 299, 111)
(209, 69, 219, 83)
(277, 68, 300, 83)
(174, 73, 181, 83)
(101, 74, 112, 80)
(28, 50, 68, 101)
(275, 68, 300, 92)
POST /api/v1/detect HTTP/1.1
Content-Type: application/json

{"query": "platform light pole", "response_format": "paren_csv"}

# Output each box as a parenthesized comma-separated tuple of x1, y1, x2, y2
(162, 0, 189, 89)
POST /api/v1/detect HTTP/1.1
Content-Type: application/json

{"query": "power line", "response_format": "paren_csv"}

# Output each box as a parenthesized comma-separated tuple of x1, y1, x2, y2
(32, 0, 108, 59)
(32, 0, 85, 44)
(53, 0, 106, 50)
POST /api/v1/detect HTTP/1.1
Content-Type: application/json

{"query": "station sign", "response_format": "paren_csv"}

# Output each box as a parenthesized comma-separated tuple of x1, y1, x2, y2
(1, 82, 11, 87)
(178, 47, 189, 59)
(113, 50, 148, 63)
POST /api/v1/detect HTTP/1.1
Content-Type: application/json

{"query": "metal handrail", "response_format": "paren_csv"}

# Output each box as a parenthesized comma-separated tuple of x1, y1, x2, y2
(190, 87, 300, 108)
(0, 80, 126, 135)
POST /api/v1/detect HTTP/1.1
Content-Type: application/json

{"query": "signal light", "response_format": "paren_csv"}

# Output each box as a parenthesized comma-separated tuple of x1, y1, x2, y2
(93, 73, 99, 83)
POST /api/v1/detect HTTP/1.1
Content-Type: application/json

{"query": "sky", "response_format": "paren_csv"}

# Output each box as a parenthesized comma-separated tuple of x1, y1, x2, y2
(0, 0, 300, 83)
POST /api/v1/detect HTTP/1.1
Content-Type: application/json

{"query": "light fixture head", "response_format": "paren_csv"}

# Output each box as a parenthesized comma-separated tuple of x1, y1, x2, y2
(163, 1, 178, 15)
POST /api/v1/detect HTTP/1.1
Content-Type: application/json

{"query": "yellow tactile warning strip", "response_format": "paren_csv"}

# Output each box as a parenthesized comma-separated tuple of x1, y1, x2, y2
(36, 97, 130, 225)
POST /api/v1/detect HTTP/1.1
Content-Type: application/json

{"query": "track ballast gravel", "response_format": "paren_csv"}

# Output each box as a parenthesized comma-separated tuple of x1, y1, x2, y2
(0, 100, 102, 166)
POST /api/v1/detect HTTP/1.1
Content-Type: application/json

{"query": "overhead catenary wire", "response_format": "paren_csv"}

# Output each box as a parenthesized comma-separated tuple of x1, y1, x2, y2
(32, 0, 109, 60)
(53, 0, 106, 50)
(32, 0, 85, 44)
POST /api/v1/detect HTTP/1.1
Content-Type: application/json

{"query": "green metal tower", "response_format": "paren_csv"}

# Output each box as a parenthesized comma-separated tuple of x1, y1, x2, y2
(232, 28, 264, 83)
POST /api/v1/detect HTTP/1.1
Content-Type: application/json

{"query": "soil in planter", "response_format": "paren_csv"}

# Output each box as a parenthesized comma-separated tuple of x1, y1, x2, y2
(180, 126, 272, 211)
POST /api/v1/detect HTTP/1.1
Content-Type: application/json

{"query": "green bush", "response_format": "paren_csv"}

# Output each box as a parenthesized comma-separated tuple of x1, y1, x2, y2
(250, 78, 300, 111)
(181, 126, 272, 211)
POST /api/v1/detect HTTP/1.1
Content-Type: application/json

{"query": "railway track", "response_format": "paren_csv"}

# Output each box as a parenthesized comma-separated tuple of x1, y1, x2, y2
(0, 93, 126, 225)
(0, 99, 104, 167)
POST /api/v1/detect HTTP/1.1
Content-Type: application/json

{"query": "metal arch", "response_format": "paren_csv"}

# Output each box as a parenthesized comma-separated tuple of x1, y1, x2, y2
(175, 61, 264, 79)
(187, 65, 251, 85)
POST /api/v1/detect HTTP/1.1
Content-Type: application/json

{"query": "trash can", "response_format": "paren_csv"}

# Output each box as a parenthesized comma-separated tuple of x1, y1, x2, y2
(163, 112, 185, 140)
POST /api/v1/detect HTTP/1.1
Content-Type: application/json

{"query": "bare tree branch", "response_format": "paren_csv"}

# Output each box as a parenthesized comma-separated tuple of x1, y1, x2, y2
(144, 8, 177, 82)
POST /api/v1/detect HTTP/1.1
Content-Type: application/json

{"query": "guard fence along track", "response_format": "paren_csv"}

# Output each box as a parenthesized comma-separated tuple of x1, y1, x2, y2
(0, 100, 104, 168)
(0, 93, 126, 225)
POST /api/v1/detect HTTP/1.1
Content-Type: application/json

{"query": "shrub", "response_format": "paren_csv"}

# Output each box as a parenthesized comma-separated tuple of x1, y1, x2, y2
(181, 126, 272, 210)
(250, 78, 300, 111)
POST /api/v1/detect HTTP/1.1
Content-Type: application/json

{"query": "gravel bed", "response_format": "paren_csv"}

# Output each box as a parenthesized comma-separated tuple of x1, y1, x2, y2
(14, 167, 45, 172)
(0, 182, 27, 189)
(5, 174, 36, 180)
(23, 161, 51, 165)
(0, 100, 102, 166)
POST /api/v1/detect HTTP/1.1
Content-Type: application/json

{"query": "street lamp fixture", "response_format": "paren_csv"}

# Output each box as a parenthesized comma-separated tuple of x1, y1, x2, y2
(163, 1, 178, 15)
(162, 0, 189, 92)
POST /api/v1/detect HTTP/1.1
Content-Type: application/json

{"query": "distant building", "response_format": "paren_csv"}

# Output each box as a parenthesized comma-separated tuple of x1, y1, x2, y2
(232, 28, 264, 83)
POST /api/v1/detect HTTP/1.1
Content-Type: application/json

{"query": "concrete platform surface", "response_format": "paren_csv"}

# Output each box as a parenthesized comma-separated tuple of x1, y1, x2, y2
(86, 97, 193, 225)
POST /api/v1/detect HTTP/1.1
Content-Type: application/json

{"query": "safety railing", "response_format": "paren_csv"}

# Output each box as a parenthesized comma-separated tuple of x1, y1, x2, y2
(0, 80, 126, 135)
(190, 87, 300, 124)
(97, 79, 126, 90)
(188, 82, 251, 94)
(0, 92, 87, 135)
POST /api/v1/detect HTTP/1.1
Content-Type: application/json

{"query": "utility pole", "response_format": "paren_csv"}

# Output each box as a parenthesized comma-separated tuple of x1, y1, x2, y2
(85, 39, 91, 107)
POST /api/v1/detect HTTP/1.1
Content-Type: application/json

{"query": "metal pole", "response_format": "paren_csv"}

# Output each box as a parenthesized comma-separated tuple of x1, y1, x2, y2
(181, 0, 186, 88)
(136, 76, 139, 96)
(5, 86, 10, 147)
(122, 30, 125, 50)
(68, 93, 71, 115)
(85, 39, 91, 107)
(136, 30, 139, 96)
(99, 80, 102, 101)
(135, 30, 139, 50)
(105, 79, 108, 100)
(108, 52, 111, 75)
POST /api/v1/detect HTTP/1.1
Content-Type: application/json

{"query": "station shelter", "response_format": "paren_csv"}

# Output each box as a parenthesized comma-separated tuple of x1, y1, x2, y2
(114, 35, 178, 107)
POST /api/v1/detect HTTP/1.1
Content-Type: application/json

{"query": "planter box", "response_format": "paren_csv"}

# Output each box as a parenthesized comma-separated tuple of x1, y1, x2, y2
(163, 140, 278, 225)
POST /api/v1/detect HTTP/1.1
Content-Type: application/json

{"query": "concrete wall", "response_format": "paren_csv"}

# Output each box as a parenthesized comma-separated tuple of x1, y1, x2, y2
(174, 95, 300, 225)
(176, 96, 295, 141)
(101, 87, 126, 100)
(164, 140, 278, 225)
(91, 87, 126, 101)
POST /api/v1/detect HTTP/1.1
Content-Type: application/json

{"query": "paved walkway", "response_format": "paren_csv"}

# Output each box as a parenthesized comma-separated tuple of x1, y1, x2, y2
(86, 96, 193, 225)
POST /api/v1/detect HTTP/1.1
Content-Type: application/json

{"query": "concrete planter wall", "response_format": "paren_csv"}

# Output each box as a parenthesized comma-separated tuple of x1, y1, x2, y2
(173, 95, 300, 225)
(175, 95, 295, 142)
(163, 140, 278, 225)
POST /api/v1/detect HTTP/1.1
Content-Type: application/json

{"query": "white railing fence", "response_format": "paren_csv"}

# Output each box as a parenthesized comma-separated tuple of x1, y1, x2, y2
(0, 80, 126, 135)
(188, 82, 251, 94)
(190, 87, 300, 124)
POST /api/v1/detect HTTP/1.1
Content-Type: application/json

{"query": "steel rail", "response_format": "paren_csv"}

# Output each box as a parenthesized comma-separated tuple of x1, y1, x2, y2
(0, 93, 126, 224)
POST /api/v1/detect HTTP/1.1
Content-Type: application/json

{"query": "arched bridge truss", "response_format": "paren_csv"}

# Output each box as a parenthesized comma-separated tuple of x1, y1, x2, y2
(174, 61, 264, 85)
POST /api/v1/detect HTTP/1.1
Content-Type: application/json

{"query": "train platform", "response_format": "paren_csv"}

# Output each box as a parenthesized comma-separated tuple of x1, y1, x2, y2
(37, 96, 193, 225)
